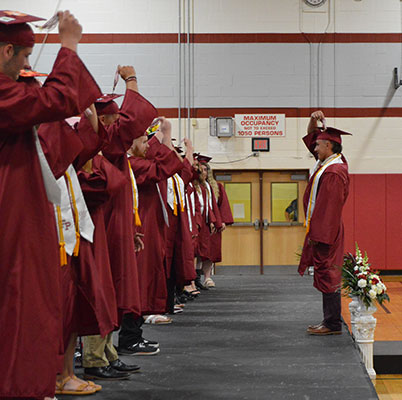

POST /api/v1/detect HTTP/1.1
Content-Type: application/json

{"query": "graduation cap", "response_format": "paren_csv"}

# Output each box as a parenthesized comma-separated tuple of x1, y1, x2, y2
(315, 126, 352, 144)
(0, 11, 44, 47)
(175, 146, 183, 154)
(195, 153, 212, 164)
(146, 121, 161, 139)
(94, 93, 122, 116)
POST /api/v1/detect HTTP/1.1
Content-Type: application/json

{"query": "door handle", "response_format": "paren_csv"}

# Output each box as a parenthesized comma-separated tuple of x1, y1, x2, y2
(253, 219, 261, 230)
(263, 219, 269, 230)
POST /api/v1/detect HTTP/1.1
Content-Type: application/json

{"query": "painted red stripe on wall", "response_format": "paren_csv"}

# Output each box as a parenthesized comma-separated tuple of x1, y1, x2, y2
(35, 32, 402, 44)
(157, 108, 402, 118)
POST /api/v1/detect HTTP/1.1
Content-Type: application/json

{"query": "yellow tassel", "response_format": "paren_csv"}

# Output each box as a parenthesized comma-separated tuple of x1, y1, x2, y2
(73, 232, 80, 256)
(134, 208, 142, 227)
(173, 202, 178, 216)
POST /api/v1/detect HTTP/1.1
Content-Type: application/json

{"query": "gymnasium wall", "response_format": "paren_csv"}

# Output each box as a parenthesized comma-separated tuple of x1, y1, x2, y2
(5, 0, 402, 268)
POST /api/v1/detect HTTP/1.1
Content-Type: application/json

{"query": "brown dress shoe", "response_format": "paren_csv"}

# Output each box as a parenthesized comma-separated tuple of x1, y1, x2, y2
(307, 324, 342, 335)
(307, 322, 324, 330)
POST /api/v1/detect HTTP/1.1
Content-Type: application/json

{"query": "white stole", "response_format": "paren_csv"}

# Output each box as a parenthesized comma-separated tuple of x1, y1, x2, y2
(33, 128, 61, 205)
(54, 165, 94, 255)
(156, 182, 169, 227)
(167, 174, 185, 212)
(186, 183, 195, 232)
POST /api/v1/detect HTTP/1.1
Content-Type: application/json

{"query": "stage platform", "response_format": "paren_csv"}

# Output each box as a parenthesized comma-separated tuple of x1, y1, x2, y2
(61, 267, 378, 400)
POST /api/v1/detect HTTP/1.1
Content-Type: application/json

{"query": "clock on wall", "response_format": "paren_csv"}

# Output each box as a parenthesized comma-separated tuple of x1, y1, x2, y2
(303, 0, 328, 7)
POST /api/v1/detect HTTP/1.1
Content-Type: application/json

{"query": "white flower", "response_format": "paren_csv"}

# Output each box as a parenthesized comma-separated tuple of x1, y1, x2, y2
(358, 279, 367, 288)
(375, 285, 384, 295)
(369, 289, 377, 299)
(354, 266, 359, 271)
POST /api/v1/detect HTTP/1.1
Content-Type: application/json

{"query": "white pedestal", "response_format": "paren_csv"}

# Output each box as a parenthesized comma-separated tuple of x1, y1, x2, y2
(354, 300, 377, 379)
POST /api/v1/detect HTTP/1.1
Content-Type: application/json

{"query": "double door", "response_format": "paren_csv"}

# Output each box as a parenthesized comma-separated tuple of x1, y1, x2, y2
(218, 170, 308, 273)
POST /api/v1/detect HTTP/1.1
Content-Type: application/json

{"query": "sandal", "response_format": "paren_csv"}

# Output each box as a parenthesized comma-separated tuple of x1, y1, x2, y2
(144, 314, 172, 324)
(71, 376, 102, 392)
(204, 278, 216, 288)
(55, 376, 96, 396)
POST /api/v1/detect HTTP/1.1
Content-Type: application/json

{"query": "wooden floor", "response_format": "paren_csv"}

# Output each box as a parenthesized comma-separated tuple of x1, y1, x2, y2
(341, 279, 402, 399)
(375, 376, 402, 400)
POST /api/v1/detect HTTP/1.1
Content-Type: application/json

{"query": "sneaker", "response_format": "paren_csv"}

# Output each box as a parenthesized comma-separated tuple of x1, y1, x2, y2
(117, 341, 160, 356)
(141, 337, 159, 348)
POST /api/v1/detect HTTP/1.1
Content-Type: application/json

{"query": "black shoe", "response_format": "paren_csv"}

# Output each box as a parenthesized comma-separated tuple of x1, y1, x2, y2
(141, 338, 159, 348)
(83, 365, 130, 380)
(110, 358, 141, 373)
(117, 341, 161, 356)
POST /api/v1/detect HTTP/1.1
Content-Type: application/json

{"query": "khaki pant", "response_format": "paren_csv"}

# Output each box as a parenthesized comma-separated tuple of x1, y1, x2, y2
(82, 333, 118, 368)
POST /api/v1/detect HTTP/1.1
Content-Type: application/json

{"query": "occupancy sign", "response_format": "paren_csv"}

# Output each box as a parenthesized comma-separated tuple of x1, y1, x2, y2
(235, 114, 285, 137)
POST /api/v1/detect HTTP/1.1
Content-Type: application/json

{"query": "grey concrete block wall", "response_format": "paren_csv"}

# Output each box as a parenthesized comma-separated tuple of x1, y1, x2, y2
(31, 42, 402, 109)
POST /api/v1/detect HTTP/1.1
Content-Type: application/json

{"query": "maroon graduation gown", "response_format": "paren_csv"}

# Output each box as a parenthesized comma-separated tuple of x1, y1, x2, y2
(75, 155, 127, 337)
(209, 182, 234, 263)
(102, 89, 157, 321)
(130, 138, 183, 314)
(0, 47, 101, 399)
(298, 162, 350, 293)
(40, 117, 112, 347)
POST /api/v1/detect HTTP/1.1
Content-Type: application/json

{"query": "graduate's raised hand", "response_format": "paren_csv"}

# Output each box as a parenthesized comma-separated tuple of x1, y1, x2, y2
(307, 110, 326, 134)
(118, 65, 138, 92)
(118, 65, 136, 81)
(58, 11, 82, 52)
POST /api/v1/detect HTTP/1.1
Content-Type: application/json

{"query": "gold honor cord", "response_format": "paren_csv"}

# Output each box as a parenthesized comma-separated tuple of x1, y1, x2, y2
(173, 175, 185, 212)
(127, 159, 142, 227)
(65, 172, 80, 256)
(56, 206, 67, 266)
(305, 154, 342, 234)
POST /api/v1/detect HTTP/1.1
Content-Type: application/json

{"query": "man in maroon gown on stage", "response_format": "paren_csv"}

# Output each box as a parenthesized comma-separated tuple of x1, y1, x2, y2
(0, 10, 101, 399)
(298, 110, 351, 336)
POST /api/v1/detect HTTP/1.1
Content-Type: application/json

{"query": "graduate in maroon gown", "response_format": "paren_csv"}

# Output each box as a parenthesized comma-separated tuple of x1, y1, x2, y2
(119, 118, 183, 351)
(298, 110, 351, 336)
(0, 11, 101, 400)
(165, 140, 197, 313)
(207, 164, 234, 287)
(194, 157, 222, 290)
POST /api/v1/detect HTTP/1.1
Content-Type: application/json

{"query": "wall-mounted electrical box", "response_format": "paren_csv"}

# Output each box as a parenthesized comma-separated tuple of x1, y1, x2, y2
(209, 117, 234, 137)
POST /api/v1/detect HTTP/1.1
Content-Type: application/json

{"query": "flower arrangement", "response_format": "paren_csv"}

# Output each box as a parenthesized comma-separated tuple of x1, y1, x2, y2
(342, 243, 390, 308)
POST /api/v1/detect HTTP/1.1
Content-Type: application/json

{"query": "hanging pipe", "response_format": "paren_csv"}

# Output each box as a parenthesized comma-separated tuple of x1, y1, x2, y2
(178, 0, 182, 141)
